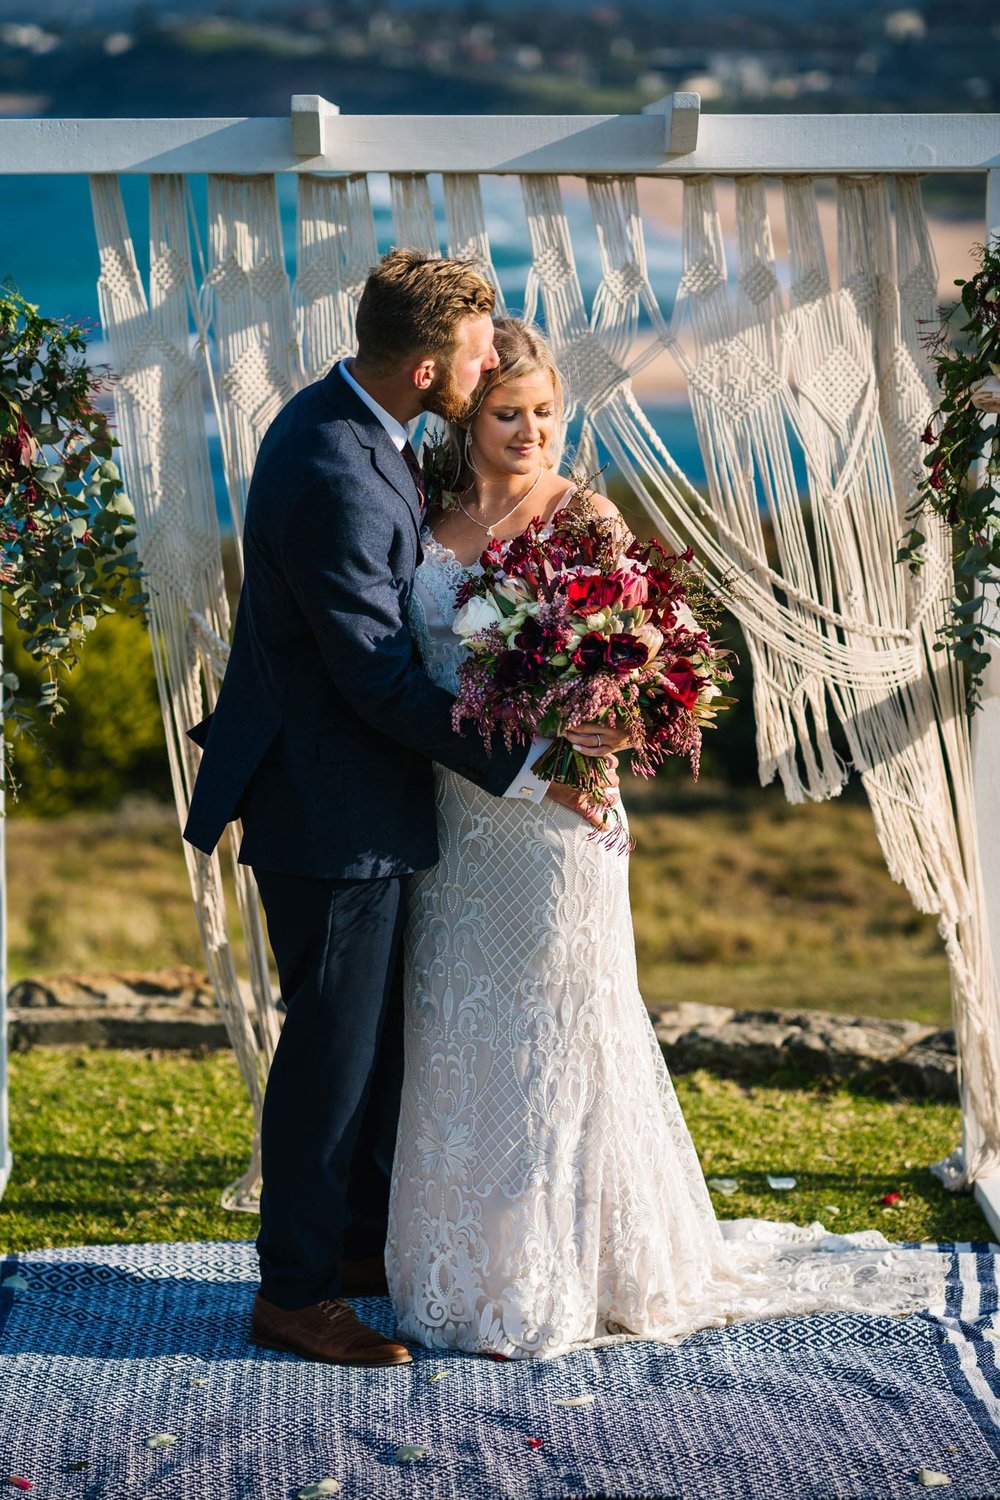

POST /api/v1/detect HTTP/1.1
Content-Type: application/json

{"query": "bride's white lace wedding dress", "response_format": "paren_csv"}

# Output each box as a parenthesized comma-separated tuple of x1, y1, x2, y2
(385, 511, 949, 1360)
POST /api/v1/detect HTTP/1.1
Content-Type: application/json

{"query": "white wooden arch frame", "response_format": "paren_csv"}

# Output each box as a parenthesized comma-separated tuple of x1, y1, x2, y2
(0, 98, 997, 1228)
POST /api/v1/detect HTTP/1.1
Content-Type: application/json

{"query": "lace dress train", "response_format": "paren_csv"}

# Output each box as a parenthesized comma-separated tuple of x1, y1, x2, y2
(384, 533, 949, 1359)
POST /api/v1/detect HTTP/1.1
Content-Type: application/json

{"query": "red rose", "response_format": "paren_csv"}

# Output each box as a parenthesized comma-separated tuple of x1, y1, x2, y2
(565, 573, 624, 614)
(661, 659, 701, 708)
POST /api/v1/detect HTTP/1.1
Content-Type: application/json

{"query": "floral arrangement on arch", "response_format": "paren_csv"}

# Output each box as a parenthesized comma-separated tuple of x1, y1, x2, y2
(898, 235, 1000, 707)
(0, 285, 145, 787)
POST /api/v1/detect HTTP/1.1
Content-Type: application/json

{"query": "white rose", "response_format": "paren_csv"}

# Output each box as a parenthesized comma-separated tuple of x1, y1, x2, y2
(453, 594, 502, 640)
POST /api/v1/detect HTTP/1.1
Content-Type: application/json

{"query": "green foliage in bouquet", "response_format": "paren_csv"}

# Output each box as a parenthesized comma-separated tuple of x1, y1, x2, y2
(896, 236, 1000, 707)
(0, 285, 147, 791)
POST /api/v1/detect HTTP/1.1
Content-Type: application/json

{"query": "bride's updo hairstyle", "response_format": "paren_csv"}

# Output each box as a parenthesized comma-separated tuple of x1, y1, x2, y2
(439, 317, 566, 502)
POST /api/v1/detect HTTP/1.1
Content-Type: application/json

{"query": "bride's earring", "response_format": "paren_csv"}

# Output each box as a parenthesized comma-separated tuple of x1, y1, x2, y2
(465, 430, 491, 485)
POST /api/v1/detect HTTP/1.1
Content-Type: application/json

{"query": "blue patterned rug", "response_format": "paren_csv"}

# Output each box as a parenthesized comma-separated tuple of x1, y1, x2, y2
(2, 1240, 1000, 1499)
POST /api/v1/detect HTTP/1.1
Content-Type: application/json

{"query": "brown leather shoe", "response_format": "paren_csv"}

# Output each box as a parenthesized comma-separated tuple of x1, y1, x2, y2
(251, 1291, 411, 1366)
(338, 1254, 389, 1298)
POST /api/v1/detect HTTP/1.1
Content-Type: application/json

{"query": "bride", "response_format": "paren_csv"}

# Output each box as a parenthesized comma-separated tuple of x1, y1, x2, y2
(385, 317, 949, 1359)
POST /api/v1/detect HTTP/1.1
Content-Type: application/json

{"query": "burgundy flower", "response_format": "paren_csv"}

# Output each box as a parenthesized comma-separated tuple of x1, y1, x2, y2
(494, 649, 543, 689)
(15, 412, 34, 464)
(644, 566, 686, 604)
(565, 572, 623, 614)
(661, 659, 702, 709)
(514, 614, 567, 655)
(572, 631, 649, 676)
(571, 631, 609, 673)
(605, 633, 649, 675)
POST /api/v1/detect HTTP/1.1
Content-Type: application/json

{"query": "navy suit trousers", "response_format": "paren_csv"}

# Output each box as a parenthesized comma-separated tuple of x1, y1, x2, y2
(253, 867, 406, 1308)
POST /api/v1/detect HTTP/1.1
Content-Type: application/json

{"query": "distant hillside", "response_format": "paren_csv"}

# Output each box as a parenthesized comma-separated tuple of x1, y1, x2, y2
(1, 0, 992, 218)
(15, 0, 884, 16)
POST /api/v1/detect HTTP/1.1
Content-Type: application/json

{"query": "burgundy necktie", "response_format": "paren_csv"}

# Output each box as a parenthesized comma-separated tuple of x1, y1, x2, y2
(400, 440, 427, 512)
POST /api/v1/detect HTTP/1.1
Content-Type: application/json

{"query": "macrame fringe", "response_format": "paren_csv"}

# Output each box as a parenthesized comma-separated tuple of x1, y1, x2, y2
(89, 165, 1000, 1203)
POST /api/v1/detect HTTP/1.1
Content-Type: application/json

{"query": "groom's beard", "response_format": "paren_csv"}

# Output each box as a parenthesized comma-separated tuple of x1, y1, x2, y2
(419, 364, 478, 424)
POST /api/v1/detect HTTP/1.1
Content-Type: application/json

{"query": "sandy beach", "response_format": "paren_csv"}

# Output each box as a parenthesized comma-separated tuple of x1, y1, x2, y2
(561, 176, 985, 404)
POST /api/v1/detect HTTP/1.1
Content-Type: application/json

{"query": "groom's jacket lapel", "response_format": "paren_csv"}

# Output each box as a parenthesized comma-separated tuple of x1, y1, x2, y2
(321, 362, 423, 543)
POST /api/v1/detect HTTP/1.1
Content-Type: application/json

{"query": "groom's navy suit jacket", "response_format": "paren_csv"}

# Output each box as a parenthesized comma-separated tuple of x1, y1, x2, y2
(182, 362, 525, 880)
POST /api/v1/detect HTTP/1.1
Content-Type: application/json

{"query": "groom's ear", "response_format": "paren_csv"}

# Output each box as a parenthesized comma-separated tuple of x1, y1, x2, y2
(411, 357, 437, 392)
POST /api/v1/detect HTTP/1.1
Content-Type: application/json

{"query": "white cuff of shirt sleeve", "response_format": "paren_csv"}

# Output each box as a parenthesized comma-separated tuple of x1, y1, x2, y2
(503, 736, 552, 803)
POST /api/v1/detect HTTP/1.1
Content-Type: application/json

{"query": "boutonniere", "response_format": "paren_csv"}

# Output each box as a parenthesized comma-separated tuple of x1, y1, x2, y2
(418, 428, 463, 512)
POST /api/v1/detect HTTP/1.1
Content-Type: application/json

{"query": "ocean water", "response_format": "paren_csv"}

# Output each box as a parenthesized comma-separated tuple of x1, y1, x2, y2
(0, 170, 718, 524)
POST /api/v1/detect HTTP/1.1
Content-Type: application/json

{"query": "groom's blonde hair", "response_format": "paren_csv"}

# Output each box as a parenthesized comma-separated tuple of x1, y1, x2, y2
(354, 249, 496, 377)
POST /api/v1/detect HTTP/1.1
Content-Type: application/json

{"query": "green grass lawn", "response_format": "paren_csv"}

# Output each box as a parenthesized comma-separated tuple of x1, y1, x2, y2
(4, 780, 968, 1253)
(7, 779, 952, 1025)
(0, 1049, 989, 1253)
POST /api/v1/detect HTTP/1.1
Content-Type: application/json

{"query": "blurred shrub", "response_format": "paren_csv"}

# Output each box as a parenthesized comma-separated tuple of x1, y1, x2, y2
(4, 605, 170, 816)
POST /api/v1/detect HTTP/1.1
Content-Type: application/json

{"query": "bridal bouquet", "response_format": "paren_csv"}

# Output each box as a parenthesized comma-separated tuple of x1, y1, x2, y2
(449, 491, 735, 849)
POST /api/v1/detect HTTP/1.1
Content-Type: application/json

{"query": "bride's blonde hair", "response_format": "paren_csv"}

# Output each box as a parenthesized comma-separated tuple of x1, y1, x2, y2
(437, 317, 566, 503)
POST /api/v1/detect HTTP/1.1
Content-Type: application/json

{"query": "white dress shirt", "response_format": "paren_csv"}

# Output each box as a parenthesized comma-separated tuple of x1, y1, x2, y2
(337, 360, 550, 803)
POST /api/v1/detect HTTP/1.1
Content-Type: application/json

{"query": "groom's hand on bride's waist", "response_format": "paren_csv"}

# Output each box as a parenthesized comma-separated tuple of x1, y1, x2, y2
(545, 757, 620, 830)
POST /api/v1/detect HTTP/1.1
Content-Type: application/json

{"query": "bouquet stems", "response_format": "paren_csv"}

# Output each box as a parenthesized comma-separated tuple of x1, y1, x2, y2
(531, 736, 634, 853)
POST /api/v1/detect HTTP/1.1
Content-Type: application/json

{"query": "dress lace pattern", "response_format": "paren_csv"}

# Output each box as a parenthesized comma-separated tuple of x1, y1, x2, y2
(385, 529, 950, 1360)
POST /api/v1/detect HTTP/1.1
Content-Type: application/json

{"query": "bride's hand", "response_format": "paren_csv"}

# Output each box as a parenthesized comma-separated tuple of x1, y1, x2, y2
(544, 757, 619, 829)
(564, 722, 633, 757)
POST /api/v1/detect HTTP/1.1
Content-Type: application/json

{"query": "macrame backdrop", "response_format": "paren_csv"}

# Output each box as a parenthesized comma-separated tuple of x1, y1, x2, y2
(89, 168, 999, 1210)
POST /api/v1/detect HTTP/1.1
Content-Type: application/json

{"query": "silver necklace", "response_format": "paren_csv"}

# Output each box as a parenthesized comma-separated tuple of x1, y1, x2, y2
(457, 466, 544, 539)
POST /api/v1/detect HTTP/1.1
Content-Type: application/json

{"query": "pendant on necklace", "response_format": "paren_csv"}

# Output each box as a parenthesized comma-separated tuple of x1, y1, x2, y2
(485, 526, 494, 538)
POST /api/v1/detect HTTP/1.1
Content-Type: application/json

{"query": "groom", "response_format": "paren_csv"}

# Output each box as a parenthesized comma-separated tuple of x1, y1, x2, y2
(183, 250, 606, 1366)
